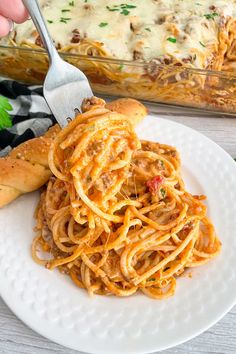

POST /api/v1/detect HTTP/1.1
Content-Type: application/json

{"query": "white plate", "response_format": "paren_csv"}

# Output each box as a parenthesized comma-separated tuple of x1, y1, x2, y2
(0, 115, 236, 354)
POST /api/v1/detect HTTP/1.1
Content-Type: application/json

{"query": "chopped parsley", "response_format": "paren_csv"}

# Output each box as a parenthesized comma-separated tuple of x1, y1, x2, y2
(167, 37, 177, 43)
(106, 6, 119, 12)
(145, 27, 151, 32)
(0, 96, 13, 130)
(121, 8, 130, 15)
(47, 20, 53, 24)
(61, 9, 70, 13)
(69, 0, 74, 5)
(122, 4, 137, 9)
(204, 12, 219, 20)
(118, 63, 124, 71)
(160, 188, 166, 199)
(60, 17, 71, 23)
(106, 3, 136, 16)
(99, 22, 108, 27)
(199, 41, 206, 47)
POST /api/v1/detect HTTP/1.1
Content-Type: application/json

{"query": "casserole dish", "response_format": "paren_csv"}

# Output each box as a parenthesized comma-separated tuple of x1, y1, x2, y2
(1, 0, 236, 114)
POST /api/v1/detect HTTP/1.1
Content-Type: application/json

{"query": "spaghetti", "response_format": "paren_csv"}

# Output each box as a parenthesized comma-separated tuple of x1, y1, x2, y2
(33, 99, 221, 299)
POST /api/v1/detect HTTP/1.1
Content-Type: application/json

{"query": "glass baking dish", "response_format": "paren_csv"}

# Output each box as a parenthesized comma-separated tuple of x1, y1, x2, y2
(1, 44, 236, 115)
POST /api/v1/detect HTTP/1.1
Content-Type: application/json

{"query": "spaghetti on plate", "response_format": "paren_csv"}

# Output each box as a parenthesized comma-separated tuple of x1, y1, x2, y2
(33, 99, 221, 299)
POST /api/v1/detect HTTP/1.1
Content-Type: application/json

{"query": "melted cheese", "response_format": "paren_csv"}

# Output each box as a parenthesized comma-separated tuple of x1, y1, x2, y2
(5, 0, 236, 69)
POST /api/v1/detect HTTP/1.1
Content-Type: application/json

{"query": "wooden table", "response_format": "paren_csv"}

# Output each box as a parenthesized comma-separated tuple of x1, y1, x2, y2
(1, 104, 236, 354)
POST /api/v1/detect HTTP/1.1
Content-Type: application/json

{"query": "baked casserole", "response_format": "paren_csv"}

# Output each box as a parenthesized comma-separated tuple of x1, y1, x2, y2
(0, 0, 236, 112)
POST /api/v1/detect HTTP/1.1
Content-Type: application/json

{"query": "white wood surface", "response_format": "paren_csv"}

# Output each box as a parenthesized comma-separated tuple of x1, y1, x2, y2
(0, 106, 236, 354)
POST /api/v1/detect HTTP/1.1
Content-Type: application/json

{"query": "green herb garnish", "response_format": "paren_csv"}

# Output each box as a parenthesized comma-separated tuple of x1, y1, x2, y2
(148, 278, 156, 282)
(199, 41, 206, 47)
(61, 9, 70, 12)
(167, 37, 177, 43)
(204, 12, 219, 20)
(121, 9, 130, 15)
(145, 27, 151, 32)
(106, 6, 119, 11)
(0, 96, 13, 130)
(99, 22, 108, 27)
(47, 20, 53, 24)
(106, 4, 136, 15)
(69, 0, 74, 5)
(60, 17, 71, 23)
(160, 188, 166, 199)
(121, 4, 136, 9)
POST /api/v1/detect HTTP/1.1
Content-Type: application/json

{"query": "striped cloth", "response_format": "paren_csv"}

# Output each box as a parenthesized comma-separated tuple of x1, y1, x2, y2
(0, 78, 56, 157)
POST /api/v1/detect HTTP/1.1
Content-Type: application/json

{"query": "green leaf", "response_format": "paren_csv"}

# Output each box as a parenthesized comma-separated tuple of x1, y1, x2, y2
(0, 96, 13, 130)
(0, 109, 13, 130)
(0, 96, 13, 111)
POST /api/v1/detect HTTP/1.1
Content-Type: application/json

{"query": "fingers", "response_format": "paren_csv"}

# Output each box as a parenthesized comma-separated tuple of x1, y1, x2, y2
(0, 15, 11, 37)
(0, 0, 28, 37)
(0, 0, 28, 24)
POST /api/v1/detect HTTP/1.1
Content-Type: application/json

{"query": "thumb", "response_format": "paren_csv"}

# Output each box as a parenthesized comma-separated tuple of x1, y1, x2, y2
(0, 15, 12, 37)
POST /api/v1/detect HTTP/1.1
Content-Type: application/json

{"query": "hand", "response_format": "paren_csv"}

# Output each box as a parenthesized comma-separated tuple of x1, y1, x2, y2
(0, 0, 28, 37)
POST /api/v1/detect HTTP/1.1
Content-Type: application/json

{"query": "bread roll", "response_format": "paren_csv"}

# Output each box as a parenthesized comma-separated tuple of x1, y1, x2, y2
(0, 98, 147, 207)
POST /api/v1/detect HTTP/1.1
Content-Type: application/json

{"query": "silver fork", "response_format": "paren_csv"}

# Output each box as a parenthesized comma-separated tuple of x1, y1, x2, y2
(23, 0, 93, 128)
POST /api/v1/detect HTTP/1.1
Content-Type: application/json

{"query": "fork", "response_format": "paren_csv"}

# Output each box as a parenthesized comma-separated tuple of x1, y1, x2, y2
(22, 0, 94, 128)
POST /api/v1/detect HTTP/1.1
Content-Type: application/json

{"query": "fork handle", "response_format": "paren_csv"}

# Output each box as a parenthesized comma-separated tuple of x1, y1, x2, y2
(22, 0, 60, 64)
